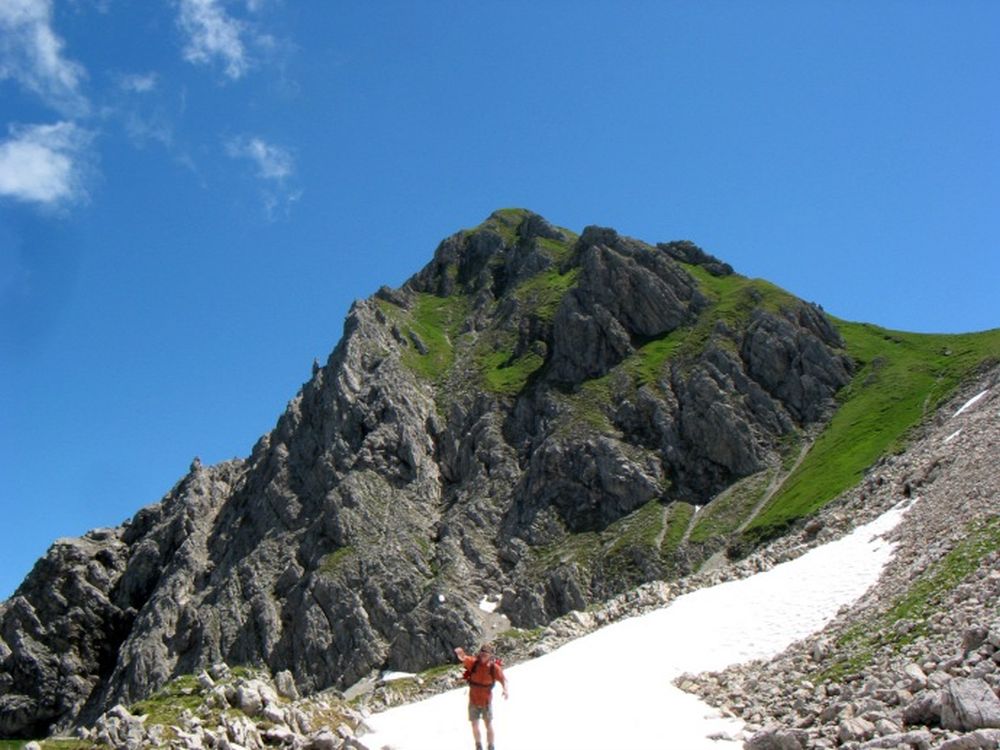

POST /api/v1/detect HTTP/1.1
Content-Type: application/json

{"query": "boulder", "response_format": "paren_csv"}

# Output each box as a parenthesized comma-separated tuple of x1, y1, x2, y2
(839, 716, 876, 743)
(745, 725, 805, 749)
(275, 670, 299, 700)
(904, 691, 943, 726)
(936, 729, 1000, 749)
(942, 679, 1000, 731)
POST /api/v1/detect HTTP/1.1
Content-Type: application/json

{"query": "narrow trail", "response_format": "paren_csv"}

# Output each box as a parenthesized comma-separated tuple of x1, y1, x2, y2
(654, 503, 672, 551)
(736, 436, 814, 534)
(699, 436, 815, 573)
(680, 503, 702, 545)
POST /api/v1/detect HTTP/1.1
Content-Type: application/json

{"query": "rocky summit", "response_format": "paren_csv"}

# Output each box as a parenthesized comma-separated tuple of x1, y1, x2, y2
(0, 209, 996, 742)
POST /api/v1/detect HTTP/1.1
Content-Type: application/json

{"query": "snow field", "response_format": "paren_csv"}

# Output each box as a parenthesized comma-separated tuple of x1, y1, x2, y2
(362, 502, 910, 750)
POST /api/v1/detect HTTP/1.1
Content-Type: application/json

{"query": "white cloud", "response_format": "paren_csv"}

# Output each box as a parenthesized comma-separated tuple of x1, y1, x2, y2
(0, 0, 89, 115)
(0, 122, 92, 206)
(225, 134, 300, 219)
(225, 135, 293, 180)
(178, 0, 248, 80)
(118, 72, 158, 94)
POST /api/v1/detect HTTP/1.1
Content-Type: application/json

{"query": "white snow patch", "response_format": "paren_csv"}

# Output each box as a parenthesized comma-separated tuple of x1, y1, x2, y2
(954, 389, 989, 418)
(380, 671, 417, 683)
(363, 502, 910, 750)
(944, 429, 962, 444)
(479, 596, 499, 614)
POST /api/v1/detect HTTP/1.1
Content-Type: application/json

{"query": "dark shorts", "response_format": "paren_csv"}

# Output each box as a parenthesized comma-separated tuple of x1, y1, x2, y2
(468, 702, 493, 722)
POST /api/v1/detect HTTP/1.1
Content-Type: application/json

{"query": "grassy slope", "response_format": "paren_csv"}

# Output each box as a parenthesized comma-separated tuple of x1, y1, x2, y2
(746, 323, 1000, 540)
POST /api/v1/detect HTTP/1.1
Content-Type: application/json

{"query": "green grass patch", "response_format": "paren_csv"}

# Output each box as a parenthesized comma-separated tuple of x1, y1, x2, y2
(499, 626, 546, 641)
(480, 349, 545, 395)
(465, 208, 528, 246)
(888, 516, 1000, 634)
(557, 367, 634, 437)
(606, 499, 669, 554)
(384, 293, 470, 382)
(746, 325, 1000, 540)
(537, 235, 577, 263)
(514, 266, 580, 322)
(469, 209, 577, 252)
(530, 500, 670, 575)
(131, 674, 204, 728)
(531, 530, 603, 572)
(319, 546, 356, 576)
(662, 502, 695, 555)
(418, 662, 461, 681)
(632, 330, 686, 387)
(689, 470, 774, 544)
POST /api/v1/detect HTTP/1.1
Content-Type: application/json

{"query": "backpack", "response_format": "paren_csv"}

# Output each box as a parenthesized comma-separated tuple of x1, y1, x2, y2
(462, 656, 503, 689)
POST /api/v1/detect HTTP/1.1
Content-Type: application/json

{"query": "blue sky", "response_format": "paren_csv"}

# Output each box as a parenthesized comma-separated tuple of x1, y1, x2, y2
(1, 1, 997, 600)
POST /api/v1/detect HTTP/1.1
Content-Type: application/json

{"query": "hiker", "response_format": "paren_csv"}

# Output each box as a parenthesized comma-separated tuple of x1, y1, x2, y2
(454, 643, 508, 750)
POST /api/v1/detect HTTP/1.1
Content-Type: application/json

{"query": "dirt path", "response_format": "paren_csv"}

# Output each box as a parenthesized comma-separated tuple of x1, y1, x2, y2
(698, 436, 815, 573)
(680, 503, 703, 545)
(735, 436, 813, 534)
(654, 503, 673, 551)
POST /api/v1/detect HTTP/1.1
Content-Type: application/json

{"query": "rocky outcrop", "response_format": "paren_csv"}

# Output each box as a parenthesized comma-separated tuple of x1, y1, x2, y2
(548, 225, 707, 383)
(79, 667, 373, 750)
(0, 209, 861, 737)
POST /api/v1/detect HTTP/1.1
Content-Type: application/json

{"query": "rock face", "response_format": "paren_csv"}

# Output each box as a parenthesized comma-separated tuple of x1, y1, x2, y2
(0, 209, 855, 737)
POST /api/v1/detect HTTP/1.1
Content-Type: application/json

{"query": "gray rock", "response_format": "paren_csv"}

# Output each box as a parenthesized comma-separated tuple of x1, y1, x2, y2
(745, 725, 805, 749)
(839, 716, 877, 743)
(942, 679, 1000, 731)
(857, 730, 933, 749)
(275, 670, 299, 700)
(904, 663, 929, 691)
(305, 729, 341, 750)
(936, 729, 1000, 750)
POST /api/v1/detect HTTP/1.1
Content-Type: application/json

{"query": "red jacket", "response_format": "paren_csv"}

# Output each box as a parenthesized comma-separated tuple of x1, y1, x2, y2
(461, 655, 506, 707)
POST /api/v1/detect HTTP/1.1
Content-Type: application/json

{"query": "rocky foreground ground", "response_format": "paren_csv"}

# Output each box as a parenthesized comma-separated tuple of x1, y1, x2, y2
(31, 365, 999, 750)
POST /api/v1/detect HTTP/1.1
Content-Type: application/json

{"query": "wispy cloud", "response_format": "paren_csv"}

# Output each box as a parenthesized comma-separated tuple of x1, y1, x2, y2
(225, 134, 300, 219)
(0, 0, 89, 115)
(178, 0, 248, 80)
(225, 135, 293, 180)
(0, 122, 92, 206)
(118, 71, 158, 94)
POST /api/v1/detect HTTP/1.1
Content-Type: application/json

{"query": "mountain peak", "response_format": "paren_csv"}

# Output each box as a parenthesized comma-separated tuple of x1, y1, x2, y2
(2, 213, 998, 740)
